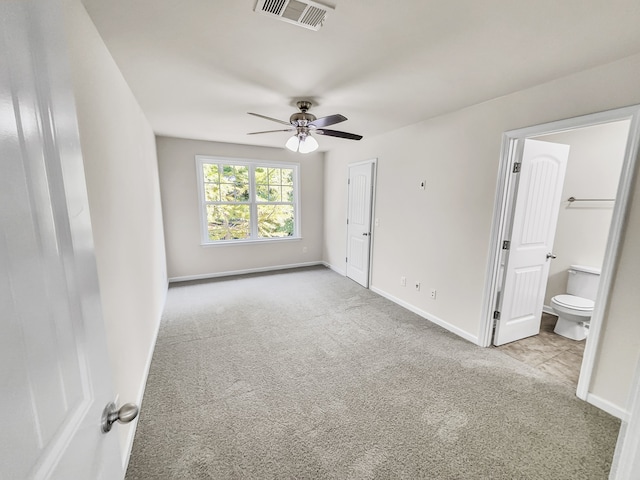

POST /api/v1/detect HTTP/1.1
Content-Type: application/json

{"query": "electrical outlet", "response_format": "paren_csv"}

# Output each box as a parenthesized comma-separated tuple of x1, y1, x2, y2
(419, 180, 426, 190)
(430, 289, 437, 299)
(400, 276, 406, 286)
(302, 246, 308, 253)
(375, 218, 380, 227)
(415, 282, 421, 291)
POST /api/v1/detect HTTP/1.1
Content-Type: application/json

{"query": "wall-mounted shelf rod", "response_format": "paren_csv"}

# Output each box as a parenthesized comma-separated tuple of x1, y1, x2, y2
(567, 196, 615, 203)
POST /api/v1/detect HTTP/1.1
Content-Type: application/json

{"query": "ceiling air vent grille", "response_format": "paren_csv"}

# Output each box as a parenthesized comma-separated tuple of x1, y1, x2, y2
(254, 0, 333, 31)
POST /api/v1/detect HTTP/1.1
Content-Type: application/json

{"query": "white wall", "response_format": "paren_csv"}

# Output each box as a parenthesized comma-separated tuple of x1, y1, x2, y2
(324, 53, 640, 412)
(156, 136, 324, 280)
(592, 169, 640, 413)
(63, 0, 167, 463)
(535, 121, 629, 305)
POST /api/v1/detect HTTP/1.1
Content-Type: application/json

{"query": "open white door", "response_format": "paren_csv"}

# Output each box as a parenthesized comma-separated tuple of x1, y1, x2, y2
(0, 1, 124, 478)
(346, 162, 375, 287)
(493, 139, 570, 346)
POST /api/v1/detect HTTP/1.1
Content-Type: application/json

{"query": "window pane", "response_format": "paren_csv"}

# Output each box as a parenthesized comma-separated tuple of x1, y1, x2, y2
(220, 182, 237, 201)
(268, 168, 281, 184)
(256, 184, 270, 202)
(206, 205, 250, 240)
(218, 165, 249, 201)
(281, 168, 294, 186)
(234, 165, 249, 184)
(204, 183, 220, 201)
(257, 205, 294, 238)
(255, 167, 267, 185)
(221, 165, 236, 183)
(282, 186, 293, 203)
(203, 163, 219, 182)
(268, 186, 281, 202)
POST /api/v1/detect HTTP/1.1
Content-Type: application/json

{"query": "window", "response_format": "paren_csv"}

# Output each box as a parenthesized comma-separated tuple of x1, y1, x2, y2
(196, 156, 300, 244)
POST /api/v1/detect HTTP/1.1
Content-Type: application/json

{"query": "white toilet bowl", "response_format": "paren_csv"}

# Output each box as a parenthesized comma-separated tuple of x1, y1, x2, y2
(550, 294, 594, 341)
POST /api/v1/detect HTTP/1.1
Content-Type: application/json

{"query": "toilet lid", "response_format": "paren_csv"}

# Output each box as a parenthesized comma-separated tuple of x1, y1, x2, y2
(553, 294, 594, 311)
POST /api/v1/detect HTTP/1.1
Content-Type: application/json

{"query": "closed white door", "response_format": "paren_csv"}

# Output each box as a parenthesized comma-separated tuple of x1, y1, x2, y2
(493, 139, 570, 346)
(346, 162, 375, 287)
(0, 1, 123, 478)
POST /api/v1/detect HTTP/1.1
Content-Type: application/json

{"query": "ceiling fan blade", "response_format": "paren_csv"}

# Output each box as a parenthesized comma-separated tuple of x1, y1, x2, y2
(315, 129, 363, 140)
(248, 112, 292, 126)
(247, 129, 295, 135)
(310, 114, 347, 128)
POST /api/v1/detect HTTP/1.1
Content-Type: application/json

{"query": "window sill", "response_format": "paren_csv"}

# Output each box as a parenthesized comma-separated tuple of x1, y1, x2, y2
(200, 236, 302, 247)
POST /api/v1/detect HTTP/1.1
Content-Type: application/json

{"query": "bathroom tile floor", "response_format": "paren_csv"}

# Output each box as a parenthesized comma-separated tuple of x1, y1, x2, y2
(496, 313, 586, 386)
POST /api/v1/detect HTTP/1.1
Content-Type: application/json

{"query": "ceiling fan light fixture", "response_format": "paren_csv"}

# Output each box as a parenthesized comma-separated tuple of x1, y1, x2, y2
(248, 101, 361, 152)
(285, 133, 319, 154)
(285, 134, 300, 152)
(298, 134, 318, 154)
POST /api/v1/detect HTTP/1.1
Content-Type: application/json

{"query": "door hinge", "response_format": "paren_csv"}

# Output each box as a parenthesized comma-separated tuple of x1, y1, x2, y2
(493, 310, 501, 320)
(348, 178, 350, 185)
(346, 218, 349, 225)
(502, 240, 510, 250)
(346, 257, 348, 263)
(512, 162, 521, 173)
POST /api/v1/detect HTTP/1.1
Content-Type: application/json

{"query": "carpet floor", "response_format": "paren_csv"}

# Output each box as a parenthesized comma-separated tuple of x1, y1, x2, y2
(125, 266, 620, 479)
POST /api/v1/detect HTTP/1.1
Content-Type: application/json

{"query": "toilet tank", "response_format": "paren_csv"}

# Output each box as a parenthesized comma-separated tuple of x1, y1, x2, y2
(567, 265, 601, 301)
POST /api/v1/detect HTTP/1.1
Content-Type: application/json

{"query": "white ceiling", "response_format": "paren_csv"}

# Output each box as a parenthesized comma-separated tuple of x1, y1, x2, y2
(81, 0, 640, 151)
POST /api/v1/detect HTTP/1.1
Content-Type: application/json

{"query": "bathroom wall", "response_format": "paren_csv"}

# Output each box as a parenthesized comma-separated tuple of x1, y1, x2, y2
(535, 120, 630, 306)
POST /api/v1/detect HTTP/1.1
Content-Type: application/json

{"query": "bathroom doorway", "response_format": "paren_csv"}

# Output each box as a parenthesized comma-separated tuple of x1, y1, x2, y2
(498, 120, 629, 385)
(480, 104, 640, 412)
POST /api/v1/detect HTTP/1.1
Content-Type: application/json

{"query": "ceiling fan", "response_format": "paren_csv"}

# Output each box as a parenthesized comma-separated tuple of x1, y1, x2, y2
(247, 101, 362, 153)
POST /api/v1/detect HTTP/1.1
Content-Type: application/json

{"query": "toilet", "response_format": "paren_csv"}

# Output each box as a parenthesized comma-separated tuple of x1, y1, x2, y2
(550, 265, 601, 341)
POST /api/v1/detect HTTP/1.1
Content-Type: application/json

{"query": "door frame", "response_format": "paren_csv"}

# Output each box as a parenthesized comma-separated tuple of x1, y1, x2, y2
(345, 158, 378, 288)
(479, 104, 640, 402)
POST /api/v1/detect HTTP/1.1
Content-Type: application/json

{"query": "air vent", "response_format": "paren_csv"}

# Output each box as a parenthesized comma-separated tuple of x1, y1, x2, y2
(254, 0, 333, 31)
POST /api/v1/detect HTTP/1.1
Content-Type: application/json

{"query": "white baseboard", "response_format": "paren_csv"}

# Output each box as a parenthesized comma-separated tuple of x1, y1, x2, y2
(322, 261, 346, 276)
(168, 261, 325, 283)
(122, 283, 167, 471)
(370, 286, 479, 345)
(586, 392, 628, 421)
(542, 304, 558, 316)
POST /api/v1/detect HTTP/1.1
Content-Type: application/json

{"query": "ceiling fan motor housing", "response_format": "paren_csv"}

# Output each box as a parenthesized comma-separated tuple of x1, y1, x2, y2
(290, 101, 316, 126)
(290, 112, 316, 126)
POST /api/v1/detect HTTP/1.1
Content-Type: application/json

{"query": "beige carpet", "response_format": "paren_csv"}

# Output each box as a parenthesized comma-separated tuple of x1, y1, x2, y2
(126, 266, 619, 479)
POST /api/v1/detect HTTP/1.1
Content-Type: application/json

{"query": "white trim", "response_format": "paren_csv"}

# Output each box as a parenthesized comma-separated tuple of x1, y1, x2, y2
(578, 108, 640, 400)
(168, 261, 324, 283)
(611, 358, 640, 479)
(194, 155, 301, 244)
(479, 135, 520, 347)
(368, 159, 378, 288)
(585, 393, 628, 421)
(348, 158, 378, 167)
(370, 286, 479, 345)
(122, 285, 165, 471)
(199, 236, 302, 247)
(480, 105, 640, 407)
(322, 261, 346, 276)
(542, 305, 557, 316)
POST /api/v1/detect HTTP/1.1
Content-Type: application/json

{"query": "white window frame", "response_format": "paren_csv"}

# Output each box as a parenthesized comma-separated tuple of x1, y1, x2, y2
(195, 155, 301, 245)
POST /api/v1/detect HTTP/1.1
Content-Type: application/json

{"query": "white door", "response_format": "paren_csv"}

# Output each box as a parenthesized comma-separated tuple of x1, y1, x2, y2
(346, 162, 375, 287)
(493, 139, 570, 346)
(0, 1, 123, 478)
